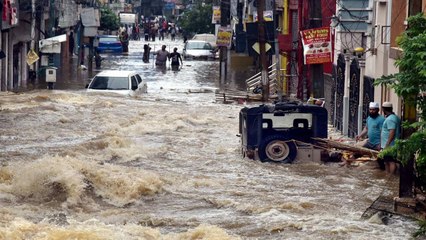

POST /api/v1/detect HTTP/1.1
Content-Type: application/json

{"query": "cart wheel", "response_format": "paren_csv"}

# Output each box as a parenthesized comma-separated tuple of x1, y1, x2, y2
(258, 135, 297, 163)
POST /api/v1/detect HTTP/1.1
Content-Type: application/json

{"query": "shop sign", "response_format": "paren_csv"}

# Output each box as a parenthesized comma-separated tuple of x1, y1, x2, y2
(300, 27, 332, 65)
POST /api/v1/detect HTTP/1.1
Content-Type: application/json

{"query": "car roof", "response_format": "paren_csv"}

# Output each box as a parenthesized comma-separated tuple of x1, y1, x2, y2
(98, 35, 118, 38)
(193, 33, 215, 38)
(95, 70, 137, 77)
(186, 40, 209, 43)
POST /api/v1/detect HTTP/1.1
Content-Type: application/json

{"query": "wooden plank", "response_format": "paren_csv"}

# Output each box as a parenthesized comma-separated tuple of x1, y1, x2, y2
(313, 137, 379, 157)
(215, 90, 264, 103)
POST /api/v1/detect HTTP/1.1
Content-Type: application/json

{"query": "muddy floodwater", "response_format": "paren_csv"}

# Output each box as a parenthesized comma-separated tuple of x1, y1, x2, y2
(0, 40, 418, 239)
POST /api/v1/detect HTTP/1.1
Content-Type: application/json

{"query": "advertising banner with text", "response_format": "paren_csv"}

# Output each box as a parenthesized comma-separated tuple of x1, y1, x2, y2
(300, 27, 332, 64)
(216, 26, 233, 48)
(212, 6, 221, 24)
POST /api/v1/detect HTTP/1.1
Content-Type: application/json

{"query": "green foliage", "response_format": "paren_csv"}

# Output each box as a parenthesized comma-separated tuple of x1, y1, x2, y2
(177, 2, 215, 37)
(375, 13, 426, 189)
(100, 7, 120, 31)
(413, 219, 426, 238)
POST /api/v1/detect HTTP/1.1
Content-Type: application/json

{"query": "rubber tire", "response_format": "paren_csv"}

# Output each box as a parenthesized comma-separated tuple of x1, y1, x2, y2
(258, 135, 297, 163)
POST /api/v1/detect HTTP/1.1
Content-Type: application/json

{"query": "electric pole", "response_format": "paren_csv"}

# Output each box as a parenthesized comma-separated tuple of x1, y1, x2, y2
(257, 0, 269, 102)
(220, 0, 230, 83)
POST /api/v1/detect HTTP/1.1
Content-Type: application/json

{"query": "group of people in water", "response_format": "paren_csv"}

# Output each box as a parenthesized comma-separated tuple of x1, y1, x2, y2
(143, 44, 183, 71)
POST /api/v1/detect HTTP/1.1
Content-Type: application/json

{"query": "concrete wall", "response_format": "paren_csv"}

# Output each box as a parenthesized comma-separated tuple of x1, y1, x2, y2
(366, 0, 402, 115)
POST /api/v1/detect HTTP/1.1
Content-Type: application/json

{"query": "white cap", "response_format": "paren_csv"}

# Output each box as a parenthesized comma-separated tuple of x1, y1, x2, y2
(382, 102, 393, 108)
(369, 102, 379, 109)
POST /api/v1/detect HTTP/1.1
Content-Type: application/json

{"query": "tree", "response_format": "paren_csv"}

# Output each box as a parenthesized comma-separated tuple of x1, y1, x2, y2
(178, 1, 215, 37)
(100, 7, 120, 32)
(375, 13, 426, 196)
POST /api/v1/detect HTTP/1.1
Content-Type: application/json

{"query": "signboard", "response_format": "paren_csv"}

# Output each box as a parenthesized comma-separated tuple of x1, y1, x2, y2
(212, 6, 220, 24)
(2, 0, 18, 29)
(26, 49, 39, 65)
(252, 42, 272, 54)
(253, 10, 273, 22)
(216, 26, 232, 48)
(119, 13, 136, 25)
(300, 27, 332, 65)
(84, 27, 98, 37)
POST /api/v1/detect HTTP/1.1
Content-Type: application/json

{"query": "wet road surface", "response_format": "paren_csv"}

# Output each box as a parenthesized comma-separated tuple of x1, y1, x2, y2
(0, 38, 417, 239)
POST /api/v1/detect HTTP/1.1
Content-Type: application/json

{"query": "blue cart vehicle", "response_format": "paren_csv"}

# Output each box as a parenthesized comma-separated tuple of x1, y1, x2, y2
(239, 101, 330, 163)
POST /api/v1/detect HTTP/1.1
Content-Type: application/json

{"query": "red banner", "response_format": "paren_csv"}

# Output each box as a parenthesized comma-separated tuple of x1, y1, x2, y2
(2, 0, 10, 21)
(300, 27, 332, 65)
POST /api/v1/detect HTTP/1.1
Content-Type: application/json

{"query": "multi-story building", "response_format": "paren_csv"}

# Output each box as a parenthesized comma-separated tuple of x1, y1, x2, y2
(0, 0, 82, 92)
(233, 0, 424, 138)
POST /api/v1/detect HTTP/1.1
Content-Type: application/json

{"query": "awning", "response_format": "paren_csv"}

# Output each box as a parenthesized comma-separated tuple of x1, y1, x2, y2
(39, 34, 67, 53)
(39, 34, 66, 47)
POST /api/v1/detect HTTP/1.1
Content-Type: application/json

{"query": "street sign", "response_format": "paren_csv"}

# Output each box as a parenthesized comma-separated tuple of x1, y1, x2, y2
(26, 49, 39, 65)
(252, 42, 271, 54)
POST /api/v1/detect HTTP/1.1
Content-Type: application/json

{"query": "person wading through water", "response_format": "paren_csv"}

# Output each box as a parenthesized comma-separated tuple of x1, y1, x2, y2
(143, 44, 151, 63)
(168, 47, 183, 71)
(155, 45, 169, 68)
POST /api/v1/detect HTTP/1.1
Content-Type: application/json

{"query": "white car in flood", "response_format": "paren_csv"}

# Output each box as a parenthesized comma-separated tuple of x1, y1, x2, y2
(183, 40, 218, 60)
(86, 70, 147, 96)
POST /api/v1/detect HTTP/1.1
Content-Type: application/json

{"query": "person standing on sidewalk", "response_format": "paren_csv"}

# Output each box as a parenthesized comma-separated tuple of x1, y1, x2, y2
(379, 102, 401, 174)
(69, 32, 75, 56)
(355, 102, 385, 150)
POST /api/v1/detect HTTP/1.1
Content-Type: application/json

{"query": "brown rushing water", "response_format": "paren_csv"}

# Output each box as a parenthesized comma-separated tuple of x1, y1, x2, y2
(0, 40, 417, 239)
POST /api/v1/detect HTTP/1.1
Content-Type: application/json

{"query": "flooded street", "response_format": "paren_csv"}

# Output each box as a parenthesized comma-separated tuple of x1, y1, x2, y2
(0, 39, 418, 239)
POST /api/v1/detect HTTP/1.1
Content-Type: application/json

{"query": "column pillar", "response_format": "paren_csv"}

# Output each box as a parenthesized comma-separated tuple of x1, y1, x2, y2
(357, 57, 365, 135)
(342, 53, 350, 136)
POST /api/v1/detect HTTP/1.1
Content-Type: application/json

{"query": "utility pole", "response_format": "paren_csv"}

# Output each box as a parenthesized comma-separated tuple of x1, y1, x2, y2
(272, 0, 281, 101)
(30, 0, 36, 54)
(220, 0, 230, 83)
(257, 0, 269, 102)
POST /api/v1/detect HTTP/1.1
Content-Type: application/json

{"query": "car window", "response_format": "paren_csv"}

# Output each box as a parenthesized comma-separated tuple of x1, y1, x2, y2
(203, 43, 212, 49)
(187, 42, 210, 50)
(131, 76, 138, 89)
(89, 76, 129, 90)
(262, 113, 312, 129)
(135, 74, 142, 84)
(99, 37, 118, 42)
(193, 34, 216, 42)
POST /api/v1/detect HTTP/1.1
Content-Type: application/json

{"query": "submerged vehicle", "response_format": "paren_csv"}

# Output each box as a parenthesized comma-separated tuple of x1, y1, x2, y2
(86, 70, 147, 96)
(239, 101, 329, 163)
(183, 40, 217, 60)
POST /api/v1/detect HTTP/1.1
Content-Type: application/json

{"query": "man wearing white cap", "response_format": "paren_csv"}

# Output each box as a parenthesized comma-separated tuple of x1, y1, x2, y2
(380, 101, 401, 174)
(355, 102, 385, 150)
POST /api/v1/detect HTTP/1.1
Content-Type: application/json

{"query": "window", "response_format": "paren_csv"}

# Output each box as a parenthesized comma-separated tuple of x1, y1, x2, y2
(131, 76, 138, 89)
(99, 37, 119, 43)
(90, 76, 129, 90)
(135, 74, 142, 84)
(262, 113, 313, 129)
(187, 41, 211, 50)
